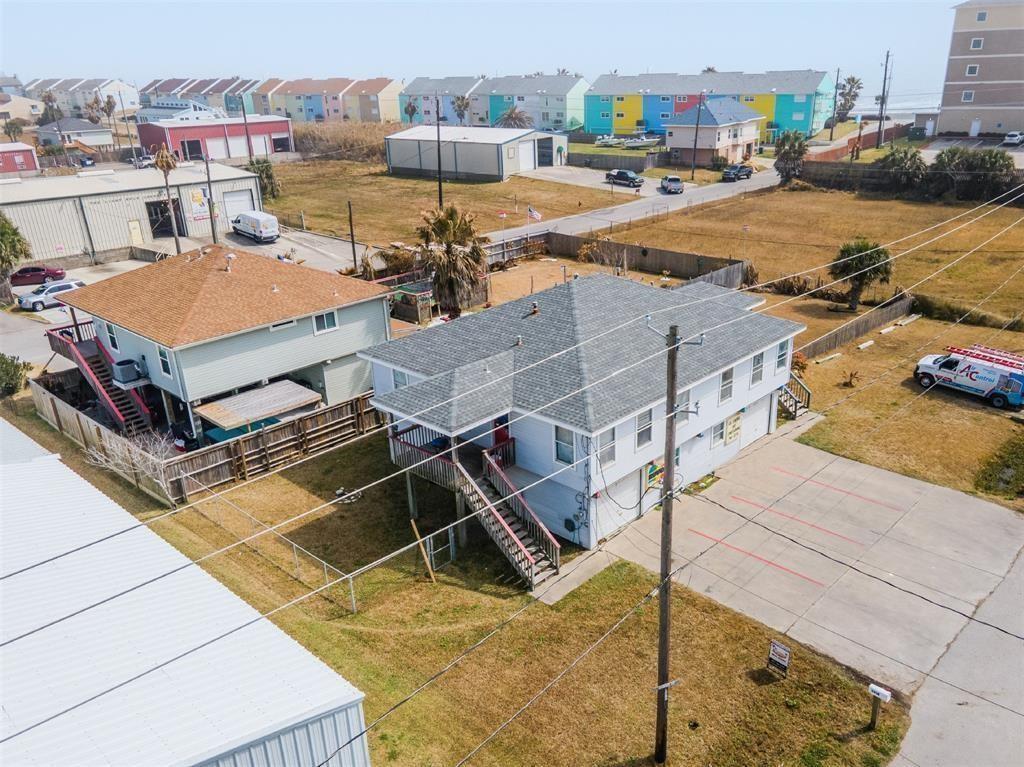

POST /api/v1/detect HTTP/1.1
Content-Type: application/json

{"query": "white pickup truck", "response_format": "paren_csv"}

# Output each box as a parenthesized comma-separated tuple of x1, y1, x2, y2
(915, 344, 1024, 409)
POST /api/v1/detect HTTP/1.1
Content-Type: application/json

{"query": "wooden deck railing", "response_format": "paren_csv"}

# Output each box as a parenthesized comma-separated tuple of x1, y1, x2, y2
(93, 334, 154, 427)
(787, 374, 812, 411)
(45, 323, 127, 430)
(456, 463, 537, 587)
(482, 451, 559, 574)
(484, 437, 516, 469)
(390, 424, 460, 491)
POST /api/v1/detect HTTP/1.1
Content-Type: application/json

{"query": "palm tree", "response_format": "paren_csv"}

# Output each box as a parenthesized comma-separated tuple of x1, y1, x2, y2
(3, 119, 23, 142)
(495, 105, 534, 129)
(100, 94, 121, 149)
(837, 76, 863, 122)
(0, 211, 31, 305)
(701, 66, 718, 73)
(84, 95, 102, 124)
(38, 90, 62, 126)
(152, 143, 182, 255)
(452, 95, 471, 126)
(774, 130, 808, 183)
(877, 145, 926, 192)
(828, 237, 892, 311)
(403, 100, 419, 122)
(417, 205, 488, 319)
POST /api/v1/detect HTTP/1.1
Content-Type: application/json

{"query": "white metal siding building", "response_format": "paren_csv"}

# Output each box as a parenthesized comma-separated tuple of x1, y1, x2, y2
(385, 125, 569, 181)
(0, 419, 372, 767)
(0, 164, 261, 262)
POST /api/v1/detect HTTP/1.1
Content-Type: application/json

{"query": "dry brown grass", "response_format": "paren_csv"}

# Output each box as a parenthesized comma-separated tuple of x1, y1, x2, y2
(292, 121, 405, 163)
(756, 293, 857, 348)
(268, 160, 626, 247)
(2, 396, 909, 767)
(797, 320, 1024, 511)
(606, 189, 1024, 317)
(488, 257, 682, 306)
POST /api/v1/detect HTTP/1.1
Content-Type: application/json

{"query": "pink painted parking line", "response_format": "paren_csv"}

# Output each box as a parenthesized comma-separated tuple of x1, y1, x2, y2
(771, 467, 904, 512)
(731, 496, 865, 546)
(687, 528, 826, 587)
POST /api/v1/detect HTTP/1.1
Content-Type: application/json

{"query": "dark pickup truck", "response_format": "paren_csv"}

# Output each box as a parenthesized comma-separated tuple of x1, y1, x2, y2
(605, 169, 644, 187)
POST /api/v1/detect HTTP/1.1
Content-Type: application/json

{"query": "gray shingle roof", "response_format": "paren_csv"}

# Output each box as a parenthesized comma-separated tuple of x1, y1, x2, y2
(664, 98, 765, 127)
(366, 275, 802, 434)
(37, 118, 107, 132)
(590, 70, 829, 96)
(482, 74, 586, 97)
(402, 77, 482, 96)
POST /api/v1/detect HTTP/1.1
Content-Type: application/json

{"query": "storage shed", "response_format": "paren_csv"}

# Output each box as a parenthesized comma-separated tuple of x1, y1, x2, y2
(0, 164, 262, 265)
(0, 419, 372, 767)
(385, 125, 568, 181)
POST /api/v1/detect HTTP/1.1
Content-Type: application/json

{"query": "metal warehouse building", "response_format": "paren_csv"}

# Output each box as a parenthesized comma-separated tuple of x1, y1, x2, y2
(0, 164, 262, 264)
(0, 419, 372, 767)
(385, 125, 569, 181)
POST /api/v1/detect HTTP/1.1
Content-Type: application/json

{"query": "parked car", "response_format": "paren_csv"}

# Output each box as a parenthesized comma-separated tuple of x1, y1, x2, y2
(133, 154, 155, 169)
(17, 279, 86, 312)
(77, 156, 96, 167)
(722, 164, 754, 181)
(660, 175, 684, 194)
(9, 264, 66, 286)
(231, 211, 280, 243)
(1002, 131, 1024, 146)
(606, 169, 644, 188)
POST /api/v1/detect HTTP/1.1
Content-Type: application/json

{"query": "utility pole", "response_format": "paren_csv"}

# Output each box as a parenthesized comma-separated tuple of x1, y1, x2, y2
(689, 91, 705, 181)
(203, 152, 218, 244)
(876, 50, 891, 150)
(435, 93, 444, 209)
(241, 100, 254, 162)
(828, 67, 841, 142)
(348, 200, 358, 272)
(118, 90, 138, 163)
(654, 324, 680, 766)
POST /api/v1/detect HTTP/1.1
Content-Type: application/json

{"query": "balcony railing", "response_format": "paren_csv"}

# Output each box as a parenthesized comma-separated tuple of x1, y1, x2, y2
(390, 424, 460, 491)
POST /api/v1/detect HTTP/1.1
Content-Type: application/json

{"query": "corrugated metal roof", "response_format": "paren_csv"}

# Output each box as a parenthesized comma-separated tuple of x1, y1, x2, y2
(483, 74, 586, 97)
(0, 419, 364, 767)
(366, 275, 803, 434)
(401, 76, 482, 96)
(387, 125, 535, 144)
(0, 163, 255, 204)
(590, 69, 829, 96)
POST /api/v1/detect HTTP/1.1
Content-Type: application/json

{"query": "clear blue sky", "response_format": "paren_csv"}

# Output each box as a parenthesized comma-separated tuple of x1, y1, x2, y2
(1, 0, 954, 110)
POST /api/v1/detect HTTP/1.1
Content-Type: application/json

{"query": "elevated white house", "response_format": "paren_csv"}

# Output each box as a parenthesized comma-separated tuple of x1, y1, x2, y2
(359, 275, 807, 588)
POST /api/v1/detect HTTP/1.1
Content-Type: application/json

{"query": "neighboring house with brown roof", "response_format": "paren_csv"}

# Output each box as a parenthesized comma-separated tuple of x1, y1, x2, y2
(54, 245, 392, 438)
(252, 77, 285, 115)
(343, 77, 403, 122)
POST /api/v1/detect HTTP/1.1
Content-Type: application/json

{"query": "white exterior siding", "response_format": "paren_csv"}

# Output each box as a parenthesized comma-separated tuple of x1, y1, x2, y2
(102, 320, 186, 400)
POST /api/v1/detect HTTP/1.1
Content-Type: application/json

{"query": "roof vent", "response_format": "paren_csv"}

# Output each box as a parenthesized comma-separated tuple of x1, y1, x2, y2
(515, 335, 523, 347)
(271, 283, 279, 293)
(224, 252, 236, 272)
(529, 301, 539, 316)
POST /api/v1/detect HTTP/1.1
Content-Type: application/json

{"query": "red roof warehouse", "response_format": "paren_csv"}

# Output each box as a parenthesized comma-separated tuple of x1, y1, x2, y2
(137, 115, 293, 161)
(0, 143, 40, 176)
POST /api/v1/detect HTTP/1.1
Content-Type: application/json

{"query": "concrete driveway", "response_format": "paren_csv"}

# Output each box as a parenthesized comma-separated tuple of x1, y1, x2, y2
(520, 165, 668, 198)
(603, 418, 1024, 766)
(922, 137, 1024, 168)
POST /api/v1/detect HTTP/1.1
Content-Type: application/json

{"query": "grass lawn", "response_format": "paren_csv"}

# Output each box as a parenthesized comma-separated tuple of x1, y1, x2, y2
(812, 121, 861, 142)
(605, 188, 1024, 317)
(641, 165, 722, 186)
(853, 137, 930, 164)
(796, 320, 1024, 512)
(758, 293, 859, 348)
(3, 395, 910, 767)
(268, 160, 627, 247)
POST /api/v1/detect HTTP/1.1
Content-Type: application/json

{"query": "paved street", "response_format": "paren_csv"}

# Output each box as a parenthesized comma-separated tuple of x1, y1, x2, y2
(598, 417, 1023, 767)
(520, 165, 666, 197)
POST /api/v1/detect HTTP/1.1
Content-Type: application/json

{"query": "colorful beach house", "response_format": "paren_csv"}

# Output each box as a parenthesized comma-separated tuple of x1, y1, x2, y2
(399, 77, 484, 125)
(585, 70, 835, 140)
(470, 74, 590, 131)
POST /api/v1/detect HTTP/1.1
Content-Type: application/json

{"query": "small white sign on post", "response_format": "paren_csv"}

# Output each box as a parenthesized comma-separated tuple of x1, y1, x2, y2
(767, 639, 791, 677)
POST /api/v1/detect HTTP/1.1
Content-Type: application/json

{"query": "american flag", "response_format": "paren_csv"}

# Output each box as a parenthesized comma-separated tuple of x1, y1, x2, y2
(497, 211, 508, 219)
(527, 205, 542, 221)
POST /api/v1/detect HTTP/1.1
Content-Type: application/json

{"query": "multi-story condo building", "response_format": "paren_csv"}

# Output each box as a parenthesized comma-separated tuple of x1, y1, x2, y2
(585, 70, 835, 140)
(342, 78, 404, 122)
(268, 78, 355, 122)
(23, 78, 139, 116)
(469, 74, 589, 131)
(936, 0, 1024, 135)
(399, 77, 483, 124)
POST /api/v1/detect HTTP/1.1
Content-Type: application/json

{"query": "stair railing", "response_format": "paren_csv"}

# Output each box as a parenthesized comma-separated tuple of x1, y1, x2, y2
(45, 326, 127, 430)
(787, 374, 812, 411)
(93, 336, 154, 427)
(482, 451, 560, 573)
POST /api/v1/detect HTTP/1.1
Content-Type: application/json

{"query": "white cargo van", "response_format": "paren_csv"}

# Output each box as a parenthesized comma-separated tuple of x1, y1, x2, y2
(231, 211, 280, 243)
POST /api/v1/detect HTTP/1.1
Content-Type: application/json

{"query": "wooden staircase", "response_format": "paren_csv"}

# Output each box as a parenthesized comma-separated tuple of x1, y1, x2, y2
(477, 480, 559, 587)
(779, 374, 812, 419)
(82, 353, 148, 433)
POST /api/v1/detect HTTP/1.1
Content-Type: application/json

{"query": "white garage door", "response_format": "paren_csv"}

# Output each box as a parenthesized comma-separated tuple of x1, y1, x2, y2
(223, 189, 255, 220)
(740, 394, 772, 448)
(518, 140, 535, 171)
(206, 137, 228, 160)
(251, 135, 270, 156)
(227, 136, 248, 158)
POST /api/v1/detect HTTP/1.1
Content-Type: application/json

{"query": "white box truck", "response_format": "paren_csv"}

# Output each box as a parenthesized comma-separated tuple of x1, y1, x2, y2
(914, 344, 1024, 409)
(231, 211, 280, 243)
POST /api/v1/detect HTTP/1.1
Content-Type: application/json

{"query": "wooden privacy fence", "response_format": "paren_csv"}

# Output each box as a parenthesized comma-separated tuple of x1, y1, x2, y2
(797, 295, 914, 359)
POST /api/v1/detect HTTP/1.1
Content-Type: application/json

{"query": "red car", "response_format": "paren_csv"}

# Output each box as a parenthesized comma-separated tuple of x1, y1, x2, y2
(9, 265, 66, 286)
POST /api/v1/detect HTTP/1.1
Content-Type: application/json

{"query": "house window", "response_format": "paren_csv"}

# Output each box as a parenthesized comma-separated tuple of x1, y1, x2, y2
(615, 112, 625, 119)
(660, 112, 671, 119)
(676, 95, 688, 102)
(743, 95, 755, 103)
(674, 446, 681, 467)
(597, 427, 615, 464)
(660, 95, 671, 103)
(507, 145, 516, 158)
(791, 112, 805, 121)
(516, 96, 525, 102)
(555, 425, 574, 465)
(751, 352, 764, 386)
(158, 347, 171, 376)
(600, 111, 611, 119)
(313, 310, 338, 334)
(976, 10, 987, 21)
(541, 111, 550, 121)
(793, 94, 806, 103)
(711, 421, 725, 448)
(392, 369, 408, 389)
(675, 388, 691, 424)
(600, 95, 610, 102)
(636, 408, 653, 447)
(106, 323, 119, 351)
(970, 37, 984, 49)
(667, 131, 674, 137)
(965, 64, 979, 76)
(719, 367, 734, 404)
(962, 90, 975, 103)
(615, 96, 625, 102)
(776, 340, 790, 371)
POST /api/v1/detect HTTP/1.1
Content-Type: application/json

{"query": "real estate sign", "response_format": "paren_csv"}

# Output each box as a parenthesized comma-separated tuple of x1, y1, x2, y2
(725, 412, 742, 445)
(767, 639, 791, 677)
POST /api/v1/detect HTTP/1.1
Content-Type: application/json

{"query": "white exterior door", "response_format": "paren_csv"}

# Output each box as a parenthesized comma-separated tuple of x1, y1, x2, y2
(739, 394, 771, 448)
(518, 140, 535, 171)
(206, 137, 228, 160)
(925, 119, 935, 137)
(227, 135, 248, 158)
(223, 189, 255, 220)
(969, 118, 982, 137)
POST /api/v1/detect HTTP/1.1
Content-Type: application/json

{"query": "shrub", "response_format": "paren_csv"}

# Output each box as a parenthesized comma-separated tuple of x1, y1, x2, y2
(790, 351, 808, 377)
(931, 147, 1016, 200)
(875, 145, 926, 193)
(246, 159, 281, 200)
(710, 153, 729, 170)
(0, 353, 32, 398)
(912, 293, 1023, 332)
